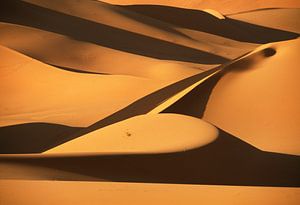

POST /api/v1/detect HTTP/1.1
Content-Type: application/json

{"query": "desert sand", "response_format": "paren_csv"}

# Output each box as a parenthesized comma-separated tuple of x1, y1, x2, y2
(1, 180, 300, 205)
(0, 0, 299, 204)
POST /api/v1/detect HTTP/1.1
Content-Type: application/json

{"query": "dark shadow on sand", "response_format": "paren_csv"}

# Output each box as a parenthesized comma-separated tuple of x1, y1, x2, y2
(122, 5, 299, 43)
(0, 0, 228, 64)
(162, 72, 222, 118)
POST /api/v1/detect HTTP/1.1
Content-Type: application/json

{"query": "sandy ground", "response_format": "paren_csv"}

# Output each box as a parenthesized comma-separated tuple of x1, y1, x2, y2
(1, 180, 300, 205)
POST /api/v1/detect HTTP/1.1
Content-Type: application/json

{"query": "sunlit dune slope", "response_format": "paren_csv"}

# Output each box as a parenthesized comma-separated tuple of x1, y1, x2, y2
(46, 114, 218, 154)
(0, 45, 163, 127)
(203, 39, 300, 155)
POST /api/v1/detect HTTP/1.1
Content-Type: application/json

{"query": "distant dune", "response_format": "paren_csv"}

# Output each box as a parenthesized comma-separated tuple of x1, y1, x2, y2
(102, 0, 300, 14)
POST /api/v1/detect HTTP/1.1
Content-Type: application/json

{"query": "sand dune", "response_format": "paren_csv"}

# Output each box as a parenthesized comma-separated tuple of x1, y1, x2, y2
(203, 39, 300, 155)
(0, 0, 299, 204)
(158, 39, 300, 155)
(46, 114, 218, 154)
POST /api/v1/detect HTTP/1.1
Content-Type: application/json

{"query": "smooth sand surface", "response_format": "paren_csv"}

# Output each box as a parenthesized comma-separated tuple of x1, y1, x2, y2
(46, 114, 218, 154)
(1, 180, 300, 205)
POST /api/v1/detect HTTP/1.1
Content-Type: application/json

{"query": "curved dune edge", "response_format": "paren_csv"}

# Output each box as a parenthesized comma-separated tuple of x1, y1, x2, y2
(45, 114, 218, 154)
(203, 38, 300, 155)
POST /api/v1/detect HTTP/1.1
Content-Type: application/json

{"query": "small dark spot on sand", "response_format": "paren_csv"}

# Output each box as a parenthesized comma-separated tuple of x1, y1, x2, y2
(262, 48, 276, 57)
